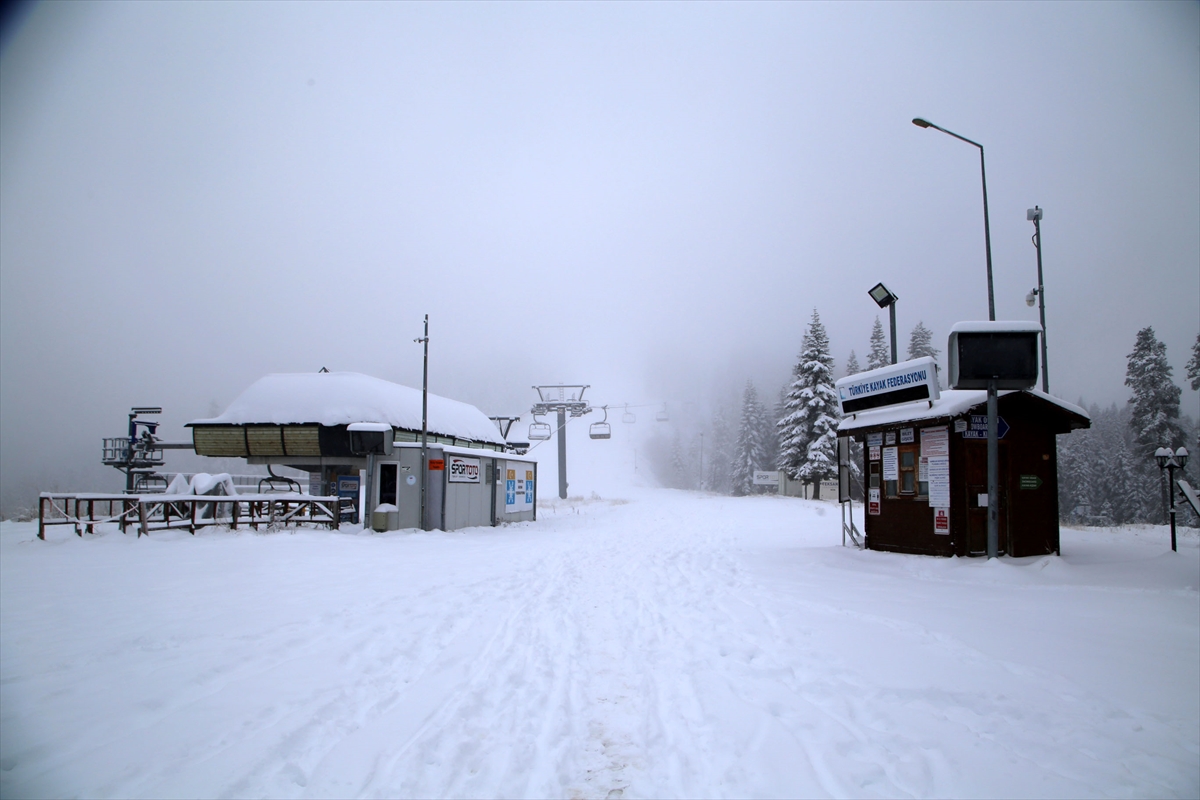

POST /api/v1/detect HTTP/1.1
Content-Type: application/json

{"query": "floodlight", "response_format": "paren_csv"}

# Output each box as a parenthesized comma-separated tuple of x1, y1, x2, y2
(1156, 447, 1173, 469)
(1027, 207, 1043, 221)
(868, 282, 898, 308)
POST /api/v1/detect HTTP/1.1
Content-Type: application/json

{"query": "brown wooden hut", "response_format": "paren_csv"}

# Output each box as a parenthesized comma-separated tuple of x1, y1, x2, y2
(838, 389, 1089, 557)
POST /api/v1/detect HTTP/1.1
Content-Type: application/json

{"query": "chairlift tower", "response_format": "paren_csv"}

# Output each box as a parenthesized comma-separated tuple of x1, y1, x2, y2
(531, 385, 591, 499)
(101, 407, 192, 493)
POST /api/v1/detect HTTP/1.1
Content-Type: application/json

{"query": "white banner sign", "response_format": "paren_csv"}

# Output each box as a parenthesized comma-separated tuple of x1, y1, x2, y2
(753, 471, 780, 486)
(447, 456, 481, 483)
(834, 356, 941, 415)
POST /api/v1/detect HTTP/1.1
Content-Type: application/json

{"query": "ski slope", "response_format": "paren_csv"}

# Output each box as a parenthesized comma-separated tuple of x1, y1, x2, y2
(2, 489, 1197, 798)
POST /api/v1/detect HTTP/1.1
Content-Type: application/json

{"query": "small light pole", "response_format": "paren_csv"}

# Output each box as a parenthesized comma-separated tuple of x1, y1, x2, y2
(1026, 206, 1049, 393)
(1155, 446, 1189, 553)
(868, 283, 900, 365)
(414, 315, 430, 531)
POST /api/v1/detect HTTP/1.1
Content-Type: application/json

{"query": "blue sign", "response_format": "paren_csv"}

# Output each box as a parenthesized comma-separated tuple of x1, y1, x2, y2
(963, 415, 1009, 439)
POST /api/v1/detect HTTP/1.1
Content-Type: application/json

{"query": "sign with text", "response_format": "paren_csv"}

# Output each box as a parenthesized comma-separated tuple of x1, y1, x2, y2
(448, 456, 481, 483)
(962, 415, 1009, 440)
(934, 507, 950, 534)
(868, 487, 881, 515)
(921, 426, 951, 507)
(504, 465, 535, 512)
(753, 471, 780, 486)
(882, 447, 899, 481)
(835, 357, 941, 415)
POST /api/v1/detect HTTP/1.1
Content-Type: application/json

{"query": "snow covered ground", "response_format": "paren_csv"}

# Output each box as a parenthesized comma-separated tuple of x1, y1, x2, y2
(2, 489, 1197, 799)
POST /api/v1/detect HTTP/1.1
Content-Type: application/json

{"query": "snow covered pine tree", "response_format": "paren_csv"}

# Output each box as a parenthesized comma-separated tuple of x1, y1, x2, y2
(732, 380, 768, 496)
(866, 317, 890, 370)
(778, 309, 840, 499)
(1125, 326, 1186, 521)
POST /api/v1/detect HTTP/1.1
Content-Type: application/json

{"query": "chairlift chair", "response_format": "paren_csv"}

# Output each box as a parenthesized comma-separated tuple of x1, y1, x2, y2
(589, 406, 612, 440)
(622, 404, 636, 424)
(528, 415, 552, 441)
(656, 403, 670, 422)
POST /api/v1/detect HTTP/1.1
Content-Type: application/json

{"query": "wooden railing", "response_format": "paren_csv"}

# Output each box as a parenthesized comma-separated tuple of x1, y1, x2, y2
(39, 493, 343, 539)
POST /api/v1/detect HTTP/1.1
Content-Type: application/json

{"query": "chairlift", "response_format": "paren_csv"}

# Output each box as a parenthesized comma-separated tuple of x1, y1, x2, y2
(622, 404, 636, 424)
(589, 406, 612, 440)
(528, 414, 552, 441)
(656, 403, 670, 422)
(259, 465, 301, 494)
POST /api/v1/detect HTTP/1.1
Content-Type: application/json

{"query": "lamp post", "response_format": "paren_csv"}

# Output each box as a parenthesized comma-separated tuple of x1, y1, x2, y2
(414, 315, 430, 531)
(912, 118, 995, 322)
(1026, 206, 1049, 393)
(1155, 446, 1189, 553)
(913, 116, 998, 557)
(868, 282, 900, 365)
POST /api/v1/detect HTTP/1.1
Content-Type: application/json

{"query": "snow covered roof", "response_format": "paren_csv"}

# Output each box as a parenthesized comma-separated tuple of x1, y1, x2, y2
(949, 320, 1043, 334)
(188, 372, 506, 445)
(838, 388, 1089, 433)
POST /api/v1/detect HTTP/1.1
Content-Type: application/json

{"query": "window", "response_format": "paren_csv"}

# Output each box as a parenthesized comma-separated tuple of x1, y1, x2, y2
(900, 447, 916, 494)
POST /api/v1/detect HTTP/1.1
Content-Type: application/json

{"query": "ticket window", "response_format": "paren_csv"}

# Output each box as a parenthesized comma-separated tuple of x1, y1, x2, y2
(870, 462, 881, 491)
(379, 463, 398, 506)
(897, 444, 926, 498)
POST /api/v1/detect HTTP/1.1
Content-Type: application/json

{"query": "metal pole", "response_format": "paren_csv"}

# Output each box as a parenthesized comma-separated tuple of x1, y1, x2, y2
(699, 433, 705, 490)
(888, 302, 898, 365)
(557, 408, 568, 499)
(979, 147, 995, 322)
(1033, 208, 1049, 392)
(419, 314, 429, 531)
(987, 379, 999, 558)
(1168, 462, 1177, 553)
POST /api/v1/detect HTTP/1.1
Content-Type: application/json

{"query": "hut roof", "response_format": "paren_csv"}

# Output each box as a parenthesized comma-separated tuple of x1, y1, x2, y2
(188, 372, 506, 445)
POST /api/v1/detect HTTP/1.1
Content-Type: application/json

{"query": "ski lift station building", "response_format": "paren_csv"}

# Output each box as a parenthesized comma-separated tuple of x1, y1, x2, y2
(187, 372, 537, 531)
(836, 356, 1090, 558)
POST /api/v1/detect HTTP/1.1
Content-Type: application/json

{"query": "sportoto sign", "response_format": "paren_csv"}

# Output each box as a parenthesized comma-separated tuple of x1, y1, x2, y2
(448, 456, 481, 483)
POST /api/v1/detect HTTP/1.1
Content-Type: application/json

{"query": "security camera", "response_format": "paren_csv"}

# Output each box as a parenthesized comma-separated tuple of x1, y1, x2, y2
(1025, 289, 1038, 307)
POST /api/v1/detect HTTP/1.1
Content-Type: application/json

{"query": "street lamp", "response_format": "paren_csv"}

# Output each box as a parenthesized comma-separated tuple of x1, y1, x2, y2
(913, 116, 999, 557)
(1025, 206, 1049, 393)
(912, 118, 995, 322)
(867, 282, 899, 365)
(1155, 446, 1189, 552)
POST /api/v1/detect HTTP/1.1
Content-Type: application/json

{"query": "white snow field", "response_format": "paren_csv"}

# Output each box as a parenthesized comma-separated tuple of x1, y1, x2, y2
(2, 490, 1197, 799)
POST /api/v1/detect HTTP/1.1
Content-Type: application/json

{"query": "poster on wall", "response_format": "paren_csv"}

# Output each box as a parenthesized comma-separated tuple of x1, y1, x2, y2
(882, 447, 899, 480)
(921, 426, 951, 507)
(505, 465, 535, 512)
(933, 507, 950, 534)
(447, 457, 481, 483)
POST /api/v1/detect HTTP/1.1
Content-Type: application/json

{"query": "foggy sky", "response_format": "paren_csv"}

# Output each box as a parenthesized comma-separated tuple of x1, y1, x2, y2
(2, 1, 1198, 512)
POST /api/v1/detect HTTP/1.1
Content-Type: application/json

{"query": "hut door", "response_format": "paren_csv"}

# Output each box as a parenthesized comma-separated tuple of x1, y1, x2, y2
(965, 443, 1009, 555)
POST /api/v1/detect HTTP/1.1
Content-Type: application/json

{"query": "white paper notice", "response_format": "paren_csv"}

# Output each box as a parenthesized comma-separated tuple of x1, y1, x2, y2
(921, 426, 949, 457)
(927, 455, 951, 507)
(882, 447, 899, 480)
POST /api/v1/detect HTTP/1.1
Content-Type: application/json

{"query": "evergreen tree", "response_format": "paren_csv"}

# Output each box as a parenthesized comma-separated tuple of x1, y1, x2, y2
(845, 350, 862, 377)
(866, 317, 890, 371)
(732, 380, 768, 496)
(907, 321, 940, 361)
(778, 309, 840, 498)
(1187, 332, 1200, 392)
(1125, 326, 1185, 457)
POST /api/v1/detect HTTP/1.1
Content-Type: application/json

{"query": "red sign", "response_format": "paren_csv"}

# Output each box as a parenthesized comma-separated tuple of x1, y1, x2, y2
(428, 459, 445, 471)
(934, 507, 950, 534)
(868, 487, 880, 516)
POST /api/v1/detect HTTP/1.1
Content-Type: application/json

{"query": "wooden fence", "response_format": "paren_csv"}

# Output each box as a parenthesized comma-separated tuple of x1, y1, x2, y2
(39, 493, 343, 539)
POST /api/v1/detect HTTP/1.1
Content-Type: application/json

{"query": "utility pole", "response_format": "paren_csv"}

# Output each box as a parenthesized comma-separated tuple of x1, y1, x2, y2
(531, 385, 591, 499)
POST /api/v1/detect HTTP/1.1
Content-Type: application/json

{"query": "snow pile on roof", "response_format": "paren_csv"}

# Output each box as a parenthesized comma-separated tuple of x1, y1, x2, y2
(839, 388, 1089, 432)
(189, 372, 505, 445)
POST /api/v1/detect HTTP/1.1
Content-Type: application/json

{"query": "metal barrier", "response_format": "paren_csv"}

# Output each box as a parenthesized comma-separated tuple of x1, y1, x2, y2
(38, 493, 342, 539)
